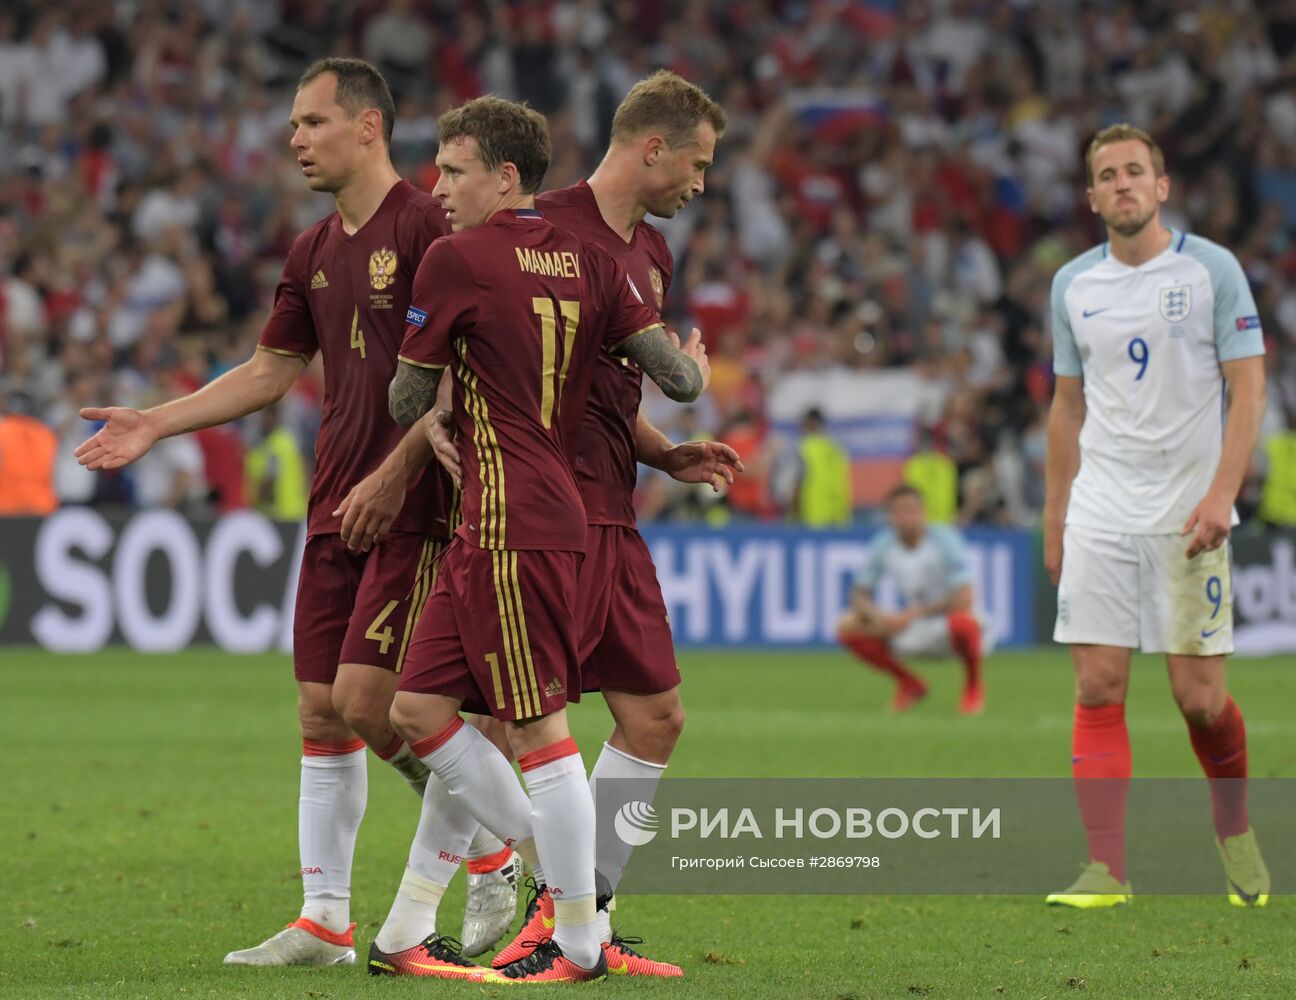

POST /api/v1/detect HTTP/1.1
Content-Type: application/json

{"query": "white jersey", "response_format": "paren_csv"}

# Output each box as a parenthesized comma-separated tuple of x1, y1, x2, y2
(856, 524, 971, 609)
(1051, 229, 1265, 534)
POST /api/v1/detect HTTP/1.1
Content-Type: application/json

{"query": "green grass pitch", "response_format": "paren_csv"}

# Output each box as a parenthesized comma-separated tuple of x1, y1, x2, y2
(4, 647, 1295, 998)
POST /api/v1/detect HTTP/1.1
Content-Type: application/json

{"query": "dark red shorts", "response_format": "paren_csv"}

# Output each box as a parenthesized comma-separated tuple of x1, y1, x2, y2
(293, 532, 446, 684)
(577, 525, 680, 695)
(398, 539, 582, 722)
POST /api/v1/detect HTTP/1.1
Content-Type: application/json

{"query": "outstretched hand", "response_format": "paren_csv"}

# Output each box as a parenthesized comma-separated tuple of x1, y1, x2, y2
(661, 439, 744, 492)
(74, 407, 160, 470)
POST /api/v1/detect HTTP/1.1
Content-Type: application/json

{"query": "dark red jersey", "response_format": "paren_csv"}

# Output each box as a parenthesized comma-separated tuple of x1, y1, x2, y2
(399, 208, 661, 552)
(259, 180, 453, 538)
(535, 181, 674, 527)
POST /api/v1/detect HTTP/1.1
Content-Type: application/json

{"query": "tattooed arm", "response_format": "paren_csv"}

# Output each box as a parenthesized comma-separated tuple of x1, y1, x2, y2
(389, 359, 445, 427)
(619, 325, 705, 402)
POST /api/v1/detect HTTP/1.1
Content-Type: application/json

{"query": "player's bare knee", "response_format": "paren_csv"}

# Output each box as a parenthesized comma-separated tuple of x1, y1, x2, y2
(614, 696, 683, 763)
(332, 664, 398, 739)
(1075, 675, 1125, 707)
(507, 711, 570, 757)
(467, 712, 513, 759)
(388, 694, 420, 742)
(1173, 687, 1225, 729)
(332, 680, 388, 735)
(297, 684, 348, 741)
(1073, 659, 1128, 707)
(628, 715, 682, 763)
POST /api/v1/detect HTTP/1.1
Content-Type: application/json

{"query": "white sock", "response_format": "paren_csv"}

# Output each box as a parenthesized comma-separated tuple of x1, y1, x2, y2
(467, 824, 505, 862)
(375, 770, 480, 951)
(379, 738, 430, 797)
(375, 870, 448, 953)
(415, 719, 536, 862)
(589, 742, 667, 893)
(516, 838, 545, 887)
(594, 903, 613, 945)
(299, 741, 367, 933)
(521, 740, 599, 969)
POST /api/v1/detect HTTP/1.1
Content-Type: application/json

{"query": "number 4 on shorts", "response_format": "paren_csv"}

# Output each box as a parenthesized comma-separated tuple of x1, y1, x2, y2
(366, 600, 399, 654)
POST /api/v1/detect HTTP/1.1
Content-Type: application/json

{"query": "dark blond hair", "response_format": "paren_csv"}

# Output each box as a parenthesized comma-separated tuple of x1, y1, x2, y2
(610, 70, 727, 149)
(437, 96, 551, 194)
(1085, 123, 1166, 186)
(299, 57, 395, 147)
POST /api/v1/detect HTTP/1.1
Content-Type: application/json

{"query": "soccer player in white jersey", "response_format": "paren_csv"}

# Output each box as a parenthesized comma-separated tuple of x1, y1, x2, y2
(1043, 124, 1269, 908)
(837, 484, 990, 714)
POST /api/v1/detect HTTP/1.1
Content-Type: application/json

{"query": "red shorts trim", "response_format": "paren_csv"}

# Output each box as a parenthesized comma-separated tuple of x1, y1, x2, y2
(398, 539, 581, 722)
(293, 533, 446, 684)
(577, 525, 680, 694)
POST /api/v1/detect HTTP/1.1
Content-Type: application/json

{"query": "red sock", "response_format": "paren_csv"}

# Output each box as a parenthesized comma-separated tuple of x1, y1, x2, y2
(841, 634, 924, 689)
(1187, 697, 1249, 839)
(946, 612, 982, 688)
(1072, 703, 1131, 883)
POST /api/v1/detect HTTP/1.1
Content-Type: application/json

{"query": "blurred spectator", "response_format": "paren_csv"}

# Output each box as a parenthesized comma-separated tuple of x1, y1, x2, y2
(0, 389, 57, 514)
(903, 429, 958, 525)
(245, 405, 308, 520)
(793, 408, 851, 528)
(716, 410, 773, 520)
(1258, 427, 1296, 527)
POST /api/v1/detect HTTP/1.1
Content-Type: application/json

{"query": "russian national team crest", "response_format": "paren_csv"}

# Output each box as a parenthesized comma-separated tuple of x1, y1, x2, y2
(648, 267, 664, 309)
(1159, 285, 1191, 323)
(369, 247, 398, 290)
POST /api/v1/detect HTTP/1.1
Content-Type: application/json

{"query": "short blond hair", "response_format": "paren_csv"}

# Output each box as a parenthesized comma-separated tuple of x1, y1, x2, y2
(610, 70, 726, 149)
(1085, 123, 1166, 186)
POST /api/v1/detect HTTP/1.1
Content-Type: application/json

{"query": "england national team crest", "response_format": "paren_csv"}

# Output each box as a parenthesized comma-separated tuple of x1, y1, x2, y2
(369, 247, 398, 290)
(648, 267, 664, 310)
(1159, 285, 1191, 323)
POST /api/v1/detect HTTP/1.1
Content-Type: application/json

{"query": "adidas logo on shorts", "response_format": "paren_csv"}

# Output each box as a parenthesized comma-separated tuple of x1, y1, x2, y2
(544, 677, 565, 698)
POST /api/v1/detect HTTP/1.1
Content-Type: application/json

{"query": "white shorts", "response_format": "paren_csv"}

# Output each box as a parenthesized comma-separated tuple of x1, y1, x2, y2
(1053, 525, 1233, 655)
(893, 611, 997, 659)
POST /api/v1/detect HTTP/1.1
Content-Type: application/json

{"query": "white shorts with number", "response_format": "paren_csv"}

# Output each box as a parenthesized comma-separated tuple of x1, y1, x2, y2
(1053, 525, 1232, 655)
(893, 611, 998, 659)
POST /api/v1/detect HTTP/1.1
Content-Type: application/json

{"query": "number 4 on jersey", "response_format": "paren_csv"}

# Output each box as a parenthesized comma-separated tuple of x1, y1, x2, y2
(350, 306, 367, 359)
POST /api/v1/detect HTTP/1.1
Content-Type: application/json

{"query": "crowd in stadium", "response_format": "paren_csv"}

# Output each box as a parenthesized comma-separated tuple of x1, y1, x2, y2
(1, 0, 1294, 528)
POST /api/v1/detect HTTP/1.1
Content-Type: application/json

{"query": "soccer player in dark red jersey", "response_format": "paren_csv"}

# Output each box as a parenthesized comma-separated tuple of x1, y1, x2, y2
(429, 71, 732, 977)
(74, 59, 517, 969)
(366, 96, 703, 985)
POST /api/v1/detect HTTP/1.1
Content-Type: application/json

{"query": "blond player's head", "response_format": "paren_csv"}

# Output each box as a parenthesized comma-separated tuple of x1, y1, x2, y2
(609, 70, 726, 219)
(433, 97, 551, 232)
(292, 58, 395, 193)
(1085, 124, 1169, 238)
